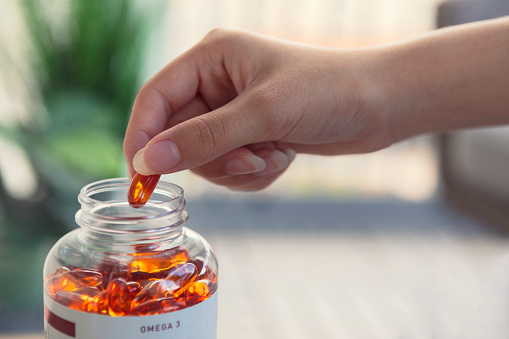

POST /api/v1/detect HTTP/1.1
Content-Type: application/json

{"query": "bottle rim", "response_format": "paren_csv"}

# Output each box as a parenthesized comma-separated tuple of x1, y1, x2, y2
(77, 177, 187, 224)
(75, 178, 188, 245)
(79, 177, 183, 207)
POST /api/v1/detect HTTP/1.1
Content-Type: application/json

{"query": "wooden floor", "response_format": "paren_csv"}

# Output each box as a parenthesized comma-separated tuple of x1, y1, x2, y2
(3, 198, 509, 339)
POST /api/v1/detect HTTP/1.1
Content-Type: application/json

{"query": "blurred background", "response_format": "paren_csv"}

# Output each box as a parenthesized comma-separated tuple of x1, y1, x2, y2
(1, 0, 509, 338)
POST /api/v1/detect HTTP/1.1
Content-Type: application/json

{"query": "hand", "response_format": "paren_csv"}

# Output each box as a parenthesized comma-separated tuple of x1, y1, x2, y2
(123, 29, 390, 190)
(125, 19, 509, 191)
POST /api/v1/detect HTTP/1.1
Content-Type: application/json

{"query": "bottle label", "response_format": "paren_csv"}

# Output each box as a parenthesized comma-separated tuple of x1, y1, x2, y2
(44, 292, 218, 339)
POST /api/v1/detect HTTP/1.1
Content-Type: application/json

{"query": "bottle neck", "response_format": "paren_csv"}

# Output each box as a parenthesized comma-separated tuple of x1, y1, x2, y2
(75, 178, 188, 251)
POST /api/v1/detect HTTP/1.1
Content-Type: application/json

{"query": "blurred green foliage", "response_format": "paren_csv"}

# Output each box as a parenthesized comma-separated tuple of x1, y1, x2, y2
(2, 0, 153, 231)
(0, 0, 161, 313)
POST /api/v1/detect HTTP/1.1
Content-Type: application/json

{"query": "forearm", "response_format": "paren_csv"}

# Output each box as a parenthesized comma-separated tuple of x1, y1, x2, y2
(375, 16, 509, 142)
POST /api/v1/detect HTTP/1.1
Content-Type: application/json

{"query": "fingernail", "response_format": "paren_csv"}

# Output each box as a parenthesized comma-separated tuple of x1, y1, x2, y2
(133, 148, 152, 175)
(285, 149, 297, 162)
(133, 140, 181, 174)
(254, 150, 289, 177)
(226, 154, 266, 175)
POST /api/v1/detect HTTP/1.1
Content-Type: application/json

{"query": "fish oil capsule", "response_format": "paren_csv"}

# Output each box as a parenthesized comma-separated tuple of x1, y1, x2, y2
(187, 279, 217, 305)
(52, 266, 71, 276)
(76, 286, 102, 298)
(131, 279, 166, 307)
(53, 291, 93, 312)
(128, 257, 176, 274)
(127, 248, 190, 276)
(106, 278, 130, 317)
(92, 290, 109, 314)
(131, 297, 186, 316)
(44, 178, 218, 338)
(126, 281, 142, 298)
(46, 269, 103, 296)
(164, 263, 198, 297)
(127, 173, 161, 207)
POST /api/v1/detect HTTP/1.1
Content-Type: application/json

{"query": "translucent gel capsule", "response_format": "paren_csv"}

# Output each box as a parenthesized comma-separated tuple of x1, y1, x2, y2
(46, 269, 103, 296)
(170, 248, 191, 265)
(77, 287, 102, 313)
(76, 286, 102, 298)
(92, 290, 108, 314)
(163, 263, 198, 297)
(97, 259, 128, 289)
(54, 266, 71, 276)
(53, 291, 88, 312)
(131, 297, 186, 316)
(46, 262, 217, 316)
(128, 258, 175, 274)
(138, 278, 160, 287)
(53, 288, 100, 313)
(106, 278, 131, 317)
(131, 279, 165, 308)
(187, 280, 217, 305)
(128, 173, 161, 207)
(45, 266, 69, 284)
(128, 248, 190, 274)
(194, 263, 218, 284)
(46, 273, 70, 296)
(126, 281, 142, 298)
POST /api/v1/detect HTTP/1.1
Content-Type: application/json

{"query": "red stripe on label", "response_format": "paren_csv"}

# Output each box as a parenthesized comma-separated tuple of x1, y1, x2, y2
(45, 306, 76, 338)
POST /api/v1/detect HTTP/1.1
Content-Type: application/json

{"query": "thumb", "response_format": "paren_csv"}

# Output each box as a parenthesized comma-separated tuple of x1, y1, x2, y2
(133, 98, 270, 175)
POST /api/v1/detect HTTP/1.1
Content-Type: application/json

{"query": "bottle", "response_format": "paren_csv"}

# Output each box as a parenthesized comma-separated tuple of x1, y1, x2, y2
(43, 178, 218, 339)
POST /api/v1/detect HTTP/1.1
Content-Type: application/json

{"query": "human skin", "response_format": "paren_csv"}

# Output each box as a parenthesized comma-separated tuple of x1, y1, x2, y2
(123, 17, 509, 191)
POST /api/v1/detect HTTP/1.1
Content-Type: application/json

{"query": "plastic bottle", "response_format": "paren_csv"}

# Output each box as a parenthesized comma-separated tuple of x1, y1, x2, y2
(43, 178, 218, 338)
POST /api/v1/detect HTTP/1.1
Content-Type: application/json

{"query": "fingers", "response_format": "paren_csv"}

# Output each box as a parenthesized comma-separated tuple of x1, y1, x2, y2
(124, 30, 243, 178)
(190, 147, 296, 191)
(131, 88, 276, 175)
(123, 55, 200, 178)
(190, 147, 267, 179)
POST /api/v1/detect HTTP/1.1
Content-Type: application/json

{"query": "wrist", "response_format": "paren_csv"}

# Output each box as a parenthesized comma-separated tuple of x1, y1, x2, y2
(372, 44, 425, 144)
(374, 18, 509, 142)
(340, 48, 395, 149)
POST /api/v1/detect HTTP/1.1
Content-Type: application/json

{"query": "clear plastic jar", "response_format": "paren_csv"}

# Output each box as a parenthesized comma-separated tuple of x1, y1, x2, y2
(43, 178, 218, 339)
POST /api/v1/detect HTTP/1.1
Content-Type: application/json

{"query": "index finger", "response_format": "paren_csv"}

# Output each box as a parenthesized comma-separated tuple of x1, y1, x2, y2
(123, 54, 200, 179)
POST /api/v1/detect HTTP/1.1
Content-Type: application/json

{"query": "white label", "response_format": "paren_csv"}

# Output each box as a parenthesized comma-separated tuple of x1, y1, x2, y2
(44, 292, 217, 339)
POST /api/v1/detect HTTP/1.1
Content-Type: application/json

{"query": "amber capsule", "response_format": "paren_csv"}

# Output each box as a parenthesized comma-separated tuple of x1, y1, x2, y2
(195, 264, 218, 284)
(92, 290, 108, 314)
(139, 278, 161, 287)
(163, 263, 198, 297)
(46, 269, 103, 296)
(46, 273, 68, 296)
(131, 279, 164, 308)
(169, 247, 191, 265)
(106, 278, 131, 317)
(188, 258, 217, 283)
(97, 259, 128, 288)
(126, 281, 142, 297)
(76, 286, 101, 298)
(77, 287, 102, 313)
(53, 291, 88, 312)
(131, 297, 186, 316)
(52, 266, 71, 277)
(186, 279, 217, 305)
(128, 249, 190, 275)
(128, 258, 175, 274)
(128, 271, 164, 283)
(53, 288, 99, 313)
(128, 173, 161, 207)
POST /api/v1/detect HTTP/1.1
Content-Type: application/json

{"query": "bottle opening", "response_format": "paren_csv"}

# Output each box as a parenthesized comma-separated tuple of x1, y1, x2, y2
(76, 178, 188, 245)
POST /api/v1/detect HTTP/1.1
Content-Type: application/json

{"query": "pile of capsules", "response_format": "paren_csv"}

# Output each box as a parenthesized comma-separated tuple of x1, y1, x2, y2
(45, 248, 217, 317)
